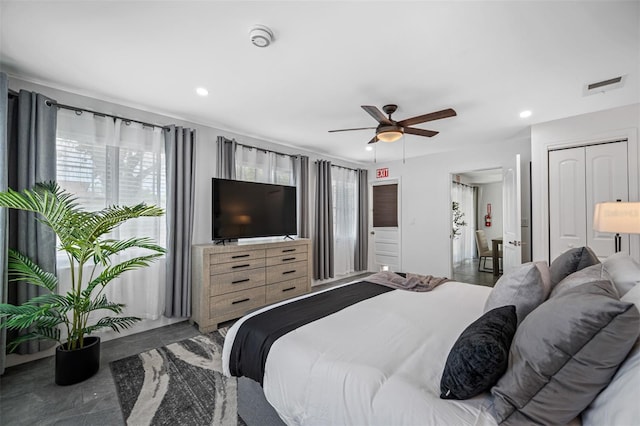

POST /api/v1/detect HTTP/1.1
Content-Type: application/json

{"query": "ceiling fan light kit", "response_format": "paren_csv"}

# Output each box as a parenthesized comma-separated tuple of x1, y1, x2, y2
(329, 104, 457, 145)
(249, 25, 274, 48)
(376, 126, 403, 142)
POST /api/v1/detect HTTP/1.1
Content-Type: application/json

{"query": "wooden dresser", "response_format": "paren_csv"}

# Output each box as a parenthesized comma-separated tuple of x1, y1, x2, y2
(191, 238, 312, 332)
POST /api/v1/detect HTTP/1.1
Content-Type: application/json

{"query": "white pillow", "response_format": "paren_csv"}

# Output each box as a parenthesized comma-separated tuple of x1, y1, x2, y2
(603, 252, 640, 297)
(581, 284, 640, 426)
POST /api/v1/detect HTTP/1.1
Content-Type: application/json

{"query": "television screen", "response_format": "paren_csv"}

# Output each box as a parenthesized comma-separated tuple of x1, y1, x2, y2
(212, 178, 297, 240)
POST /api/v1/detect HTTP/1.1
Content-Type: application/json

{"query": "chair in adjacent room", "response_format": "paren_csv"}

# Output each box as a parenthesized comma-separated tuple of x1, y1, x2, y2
(475, 230, 502, 273)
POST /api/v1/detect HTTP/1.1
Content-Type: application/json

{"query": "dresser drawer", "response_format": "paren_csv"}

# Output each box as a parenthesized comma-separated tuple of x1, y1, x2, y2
(210, 287, 265, 319)
(266, 251, 308, 267)
(211, 268, 265, 296)
(266, 244, 307, 258)
(266, 260, 308, 284)
(210, 249, 265, 265)
(210, 257, 266, 275)
(266, 278, 308, 304)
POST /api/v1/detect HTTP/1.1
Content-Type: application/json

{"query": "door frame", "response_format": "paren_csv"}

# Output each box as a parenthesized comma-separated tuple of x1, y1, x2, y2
(369, 176, 402, 272)
(532, 129, 639, 262)
(449, 168, 502, 278)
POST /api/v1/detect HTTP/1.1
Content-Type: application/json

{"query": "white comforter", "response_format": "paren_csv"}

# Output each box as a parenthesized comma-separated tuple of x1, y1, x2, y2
(223, 280, 497, 426)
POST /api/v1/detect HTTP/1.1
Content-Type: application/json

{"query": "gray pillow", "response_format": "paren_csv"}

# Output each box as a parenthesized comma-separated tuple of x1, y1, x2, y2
(550, 263, 612, 299)
(490, 280, 640, 426)
(484, 261, 551, 324)
(549, 246, 600, 288)
(603, 252, 640, 297)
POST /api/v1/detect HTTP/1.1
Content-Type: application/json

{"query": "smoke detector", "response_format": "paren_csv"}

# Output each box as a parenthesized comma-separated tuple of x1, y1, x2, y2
(249, 25, 274, 48)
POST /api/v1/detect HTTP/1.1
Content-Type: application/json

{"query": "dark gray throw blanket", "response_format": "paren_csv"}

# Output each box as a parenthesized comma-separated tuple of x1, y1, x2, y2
(365, 271, 451, 291)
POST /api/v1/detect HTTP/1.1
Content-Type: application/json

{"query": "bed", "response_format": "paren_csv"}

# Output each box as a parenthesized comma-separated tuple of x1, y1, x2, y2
(222, 252, 640, 426)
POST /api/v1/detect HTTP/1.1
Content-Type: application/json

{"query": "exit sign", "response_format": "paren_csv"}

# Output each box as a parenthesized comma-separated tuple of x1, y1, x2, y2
(376, 168, 389, 178)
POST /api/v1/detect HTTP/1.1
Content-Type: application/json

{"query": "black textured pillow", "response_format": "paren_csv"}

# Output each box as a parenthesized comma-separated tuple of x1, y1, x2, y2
(440, 305, 517, 400)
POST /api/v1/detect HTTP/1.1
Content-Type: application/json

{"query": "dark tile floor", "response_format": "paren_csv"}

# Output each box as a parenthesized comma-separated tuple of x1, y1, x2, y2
(0, 273, 370, 426)
(452, 258, 501, 287)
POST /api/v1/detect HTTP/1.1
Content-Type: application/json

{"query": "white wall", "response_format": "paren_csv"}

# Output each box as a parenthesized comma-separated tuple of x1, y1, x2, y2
(531, 103, 640, 262)
(477, 182, 503, 241)
(368, 134, 531, 278)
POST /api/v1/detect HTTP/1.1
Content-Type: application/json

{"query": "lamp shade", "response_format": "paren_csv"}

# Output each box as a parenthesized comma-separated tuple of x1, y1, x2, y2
(593, 202, 640, 234)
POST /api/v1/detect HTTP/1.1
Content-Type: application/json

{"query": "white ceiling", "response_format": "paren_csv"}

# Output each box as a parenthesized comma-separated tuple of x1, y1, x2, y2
(1, 1, 638, 164)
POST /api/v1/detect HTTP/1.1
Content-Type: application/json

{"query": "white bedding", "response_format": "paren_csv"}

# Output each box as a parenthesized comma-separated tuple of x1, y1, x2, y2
(223, 280, 497, 426)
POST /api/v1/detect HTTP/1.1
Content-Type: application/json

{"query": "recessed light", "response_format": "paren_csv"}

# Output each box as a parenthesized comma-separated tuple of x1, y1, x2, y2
(196, 87, 209, 97)
(365, 146, 373, 151)
(519, 110, 532, 118)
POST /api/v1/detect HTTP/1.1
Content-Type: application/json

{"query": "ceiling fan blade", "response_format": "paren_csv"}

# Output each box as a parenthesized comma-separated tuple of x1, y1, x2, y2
(404, 127, 439, 137)
(367, 136, 379, 144)
(362, 105, 392, 125)
(328, 126, 377, 133)
(398, 108, 457, 127)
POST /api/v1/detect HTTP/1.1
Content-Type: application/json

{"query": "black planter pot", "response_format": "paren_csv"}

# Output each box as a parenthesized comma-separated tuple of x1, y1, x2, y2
(55, 336, 101, 386)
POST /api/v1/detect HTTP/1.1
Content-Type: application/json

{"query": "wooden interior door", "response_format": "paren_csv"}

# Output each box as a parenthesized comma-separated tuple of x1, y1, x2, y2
(370, 181, 400, 272)
(502, 154, 522, 273)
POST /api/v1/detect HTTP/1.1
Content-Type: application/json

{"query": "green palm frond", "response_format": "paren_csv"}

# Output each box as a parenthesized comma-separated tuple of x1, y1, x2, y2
(7, 249, 59, 292)
(0, 304, 65, 331)
(85, 204, 164, 243)
(84, 316, 141, 334)
(7, 327, 62, 351)
(86, 294, 125, 314)
(82, 253, 164, 297)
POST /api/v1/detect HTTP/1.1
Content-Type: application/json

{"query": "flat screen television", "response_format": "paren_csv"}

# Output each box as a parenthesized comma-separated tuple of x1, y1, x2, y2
(212, 178, 297, 241)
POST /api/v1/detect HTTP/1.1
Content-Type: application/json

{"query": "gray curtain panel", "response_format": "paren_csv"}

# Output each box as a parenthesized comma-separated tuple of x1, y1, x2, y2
(164, 126, 196, 318)
(7, 89, 57, 355)
(0, 73, 8, 374)
(355, 169, 368, 271)
(216, 136, 236, 179)
(313, 160, 334, 280)
(293, 155, 310, 238)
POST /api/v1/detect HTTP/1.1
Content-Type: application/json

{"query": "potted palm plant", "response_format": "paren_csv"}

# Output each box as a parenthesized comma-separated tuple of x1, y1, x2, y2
(0, 182, 165, 385)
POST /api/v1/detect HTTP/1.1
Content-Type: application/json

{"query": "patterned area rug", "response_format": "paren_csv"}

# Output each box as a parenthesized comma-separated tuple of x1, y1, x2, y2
(110, 331, 246, 425)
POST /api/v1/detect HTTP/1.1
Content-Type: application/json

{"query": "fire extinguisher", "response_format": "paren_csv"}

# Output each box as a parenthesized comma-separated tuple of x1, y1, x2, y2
(485, 203, 492, 227)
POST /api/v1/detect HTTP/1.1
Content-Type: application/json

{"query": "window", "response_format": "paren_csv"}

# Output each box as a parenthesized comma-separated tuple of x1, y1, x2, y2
(55, 108, 166, 319)
(235, 144, 294, 185)
(332, 166, 358, 275)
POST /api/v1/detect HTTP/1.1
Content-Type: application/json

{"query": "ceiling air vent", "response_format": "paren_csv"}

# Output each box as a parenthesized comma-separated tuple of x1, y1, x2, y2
(583, 75, 626, 96)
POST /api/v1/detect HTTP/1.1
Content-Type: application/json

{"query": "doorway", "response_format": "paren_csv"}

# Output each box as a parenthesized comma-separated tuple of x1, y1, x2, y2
(450, 169, 503, 286)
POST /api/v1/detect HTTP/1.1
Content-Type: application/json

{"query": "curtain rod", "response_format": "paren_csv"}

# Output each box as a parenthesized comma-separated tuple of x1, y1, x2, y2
(453, 181, 475, 188)
(235, 141, 305, 159)
(313, 159, 359, 173)
(47, 100, 169, 130)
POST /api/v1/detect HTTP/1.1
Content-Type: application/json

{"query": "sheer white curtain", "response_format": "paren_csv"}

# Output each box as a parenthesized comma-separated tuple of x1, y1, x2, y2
(56, 109, 166, 320)
(452, 182, 476, 265)
(235, 145, 294, 185)
(332, 166, 358, 276)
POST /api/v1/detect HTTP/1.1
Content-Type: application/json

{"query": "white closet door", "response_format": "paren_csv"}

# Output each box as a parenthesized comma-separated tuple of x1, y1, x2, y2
(549, 147, 587, 261)
(586, 142, 629, 257)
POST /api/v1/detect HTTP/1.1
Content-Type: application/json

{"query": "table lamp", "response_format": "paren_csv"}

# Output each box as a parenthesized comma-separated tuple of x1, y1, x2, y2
(593, 201, 640, 252)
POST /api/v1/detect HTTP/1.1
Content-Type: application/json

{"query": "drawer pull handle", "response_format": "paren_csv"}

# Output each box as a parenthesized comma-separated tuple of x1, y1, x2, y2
(283, 270, 296, 275)
(232, 254, 250, 259)
(282, 248, 296, 253)
(232, 298, 250, 305)
(282, 257, 296, 261)
(232, 264, 250, 269)
(232, 278, 250, 284)
(282, 286, 296, 292)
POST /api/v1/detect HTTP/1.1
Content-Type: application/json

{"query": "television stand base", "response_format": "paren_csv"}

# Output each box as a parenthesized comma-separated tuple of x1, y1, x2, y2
(283, 235, 294, 241)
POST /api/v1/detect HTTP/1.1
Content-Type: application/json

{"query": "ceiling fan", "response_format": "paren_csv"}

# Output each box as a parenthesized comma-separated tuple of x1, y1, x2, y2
(329, 104, 457, 144)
